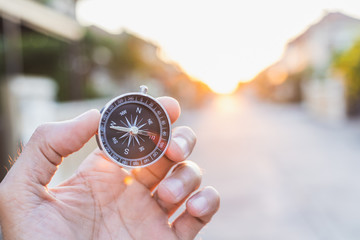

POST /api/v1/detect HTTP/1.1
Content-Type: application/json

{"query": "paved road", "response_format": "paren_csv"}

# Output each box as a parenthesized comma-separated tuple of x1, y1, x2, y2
(176, 93, 360, 240)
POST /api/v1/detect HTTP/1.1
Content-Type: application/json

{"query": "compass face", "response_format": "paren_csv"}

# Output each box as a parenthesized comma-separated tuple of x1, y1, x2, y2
(97, 93, 171, 168)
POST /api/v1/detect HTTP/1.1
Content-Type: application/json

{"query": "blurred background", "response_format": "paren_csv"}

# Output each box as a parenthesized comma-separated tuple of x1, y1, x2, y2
(1, 0, 360, 239)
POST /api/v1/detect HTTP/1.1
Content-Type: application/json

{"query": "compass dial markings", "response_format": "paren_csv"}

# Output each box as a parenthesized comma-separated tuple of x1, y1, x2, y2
(99, 92, 171, 168)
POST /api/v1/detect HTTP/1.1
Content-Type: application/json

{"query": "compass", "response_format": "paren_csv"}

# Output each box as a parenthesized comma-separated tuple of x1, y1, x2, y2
(96, 86, 171, 168)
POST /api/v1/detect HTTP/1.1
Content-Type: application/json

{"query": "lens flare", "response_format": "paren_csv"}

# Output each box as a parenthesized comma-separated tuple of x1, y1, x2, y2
(123, 176, 134, 185)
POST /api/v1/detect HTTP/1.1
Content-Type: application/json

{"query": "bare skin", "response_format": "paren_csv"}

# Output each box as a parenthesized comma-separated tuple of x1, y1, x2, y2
(0, 97, 220, 240)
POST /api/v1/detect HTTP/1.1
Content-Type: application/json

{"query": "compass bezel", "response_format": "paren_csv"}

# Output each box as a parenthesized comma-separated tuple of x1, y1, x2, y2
(97, 92, 172, 168)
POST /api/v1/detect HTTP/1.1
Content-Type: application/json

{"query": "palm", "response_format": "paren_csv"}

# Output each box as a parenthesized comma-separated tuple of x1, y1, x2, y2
(32, 151, 178, 240)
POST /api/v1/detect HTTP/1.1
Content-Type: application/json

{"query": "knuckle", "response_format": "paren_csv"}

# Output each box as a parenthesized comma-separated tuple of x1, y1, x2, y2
(174, 161, 202, 184)
(0, 181, 11, 204)
(0, 184, 4, 200)
(186, 161, 202, 176)
(174, 126, 197, 141)
(188, 163, 202, 182)
(33, 123, 52, 140)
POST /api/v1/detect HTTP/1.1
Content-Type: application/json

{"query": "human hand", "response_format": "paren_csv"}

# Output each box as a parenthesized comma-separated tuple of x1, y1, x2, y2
(0, 97, 220, 240)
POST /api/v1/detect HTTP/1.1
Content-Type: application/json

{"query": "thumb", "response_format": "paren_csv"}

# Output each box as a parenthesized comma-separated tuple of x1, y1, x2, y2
(5, 109, 100, 187)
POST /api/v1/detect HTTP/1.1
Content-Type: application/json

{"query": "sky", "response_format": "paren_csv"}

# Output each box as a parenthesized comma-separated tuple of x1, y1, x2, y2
(76, 0, 360, 94)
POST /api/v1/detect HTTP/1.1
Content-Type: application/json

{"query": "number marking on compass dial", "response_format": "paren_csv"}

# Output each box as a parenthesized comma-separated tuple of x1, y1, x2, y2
(98, 93, 171, 168)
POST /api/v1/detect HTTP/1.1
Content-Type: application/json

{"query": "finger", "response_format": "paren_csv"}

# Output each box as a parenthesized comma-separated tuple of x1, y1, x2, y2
(5, 109, 100, 187)
(172, 186, 220, 240)
(166, 126, 197, 163)
(154, 161, 201, 216)
(157, 96, 181, 124)
(132, 126, 196, 190)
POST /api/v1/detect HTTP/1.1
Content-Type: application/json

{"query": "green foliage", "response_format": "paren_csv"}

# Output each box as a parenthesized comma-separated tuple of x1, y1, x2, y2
(16, 31, 100, 101)
(32, 0, 50, 4)
(82, 30, 150, 80)
(20, 32, 84, 101)
(22, 33, 65, 76)
(333, 39, 360, 114)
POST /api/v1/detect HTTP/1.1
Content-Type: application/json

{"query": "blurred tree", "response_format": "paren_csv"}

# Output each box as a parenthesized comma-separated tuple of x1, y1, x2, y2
(82, 29, 150, 79)
(0, 37, 4, 78)
(21, 31, 66, 89)
(0, 26, 99, 102)
(333, 39, 360, 116)
(32, 0, 51, 4)
(18, 29, 93, 101)
(252, 65, 311, 103)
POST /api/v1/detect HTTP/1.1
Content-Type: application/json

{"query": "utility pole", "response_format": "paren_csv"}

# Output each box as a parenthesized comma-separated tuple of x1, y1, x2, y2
(0, 15, 23, 181)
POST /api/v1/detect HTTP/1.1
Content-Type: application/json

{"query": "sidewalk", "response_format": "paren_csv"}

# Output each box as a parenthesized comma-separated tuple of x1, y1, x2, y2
(177, 93, 360, 240)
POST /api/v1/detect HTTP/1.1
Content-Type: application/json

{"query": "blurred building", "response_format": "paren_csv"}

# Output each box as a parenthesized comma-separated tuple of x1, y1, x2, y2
(0, 0, 83, 180)
(253, 12, 360, 122)
(0, 0, 84, 97)
(284, 12, 360, 74)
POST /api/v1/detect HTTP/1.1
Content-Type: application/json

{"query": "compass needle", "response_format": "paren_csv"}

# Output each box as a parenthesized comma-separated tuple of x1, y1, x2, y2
(125, 117, 131, 128)
(110, 126, 131, 133)
(138, 129, 156, 137)
(134, 135, 140, 145)
(138, 135, 145, 142)
(120, 120, 127, 127)
(119, 133, 129, 139)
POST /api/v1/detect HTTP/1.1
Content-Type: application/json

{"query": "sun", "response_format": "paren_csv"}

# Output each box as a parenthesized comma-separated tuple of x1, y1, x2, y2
(207, 80, 240, 95)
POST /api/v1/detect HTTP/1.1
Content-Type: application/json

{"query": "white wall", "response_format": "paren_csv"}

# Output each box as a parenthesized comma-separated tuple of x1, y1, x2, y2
(301, 78, 346, 124)
(8, 75, 108, 186)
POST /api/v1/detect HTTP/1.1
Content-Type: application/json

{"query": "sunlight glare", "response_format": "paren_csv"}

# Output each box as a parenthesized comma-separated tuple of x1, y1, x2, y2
(208, 81, 239, 95)
(123, 176, 133, 186)
(215, 94, 241, 114)
(77, 0, 360, 94)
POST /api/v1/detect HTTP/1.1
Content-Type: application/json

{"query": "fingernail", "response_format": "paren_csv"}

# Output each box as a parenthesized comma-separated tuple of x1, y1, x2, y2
(189, 196, 208, 215)
(162, 178, 184, 200)
(173, 136, 191, 159)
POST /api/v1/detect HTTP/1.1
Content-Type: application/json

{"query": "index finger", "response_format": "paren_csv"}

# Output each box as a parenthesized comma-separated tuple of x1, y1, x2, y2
(132, 97, 197, 190)
(157, 96, 181, 124)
